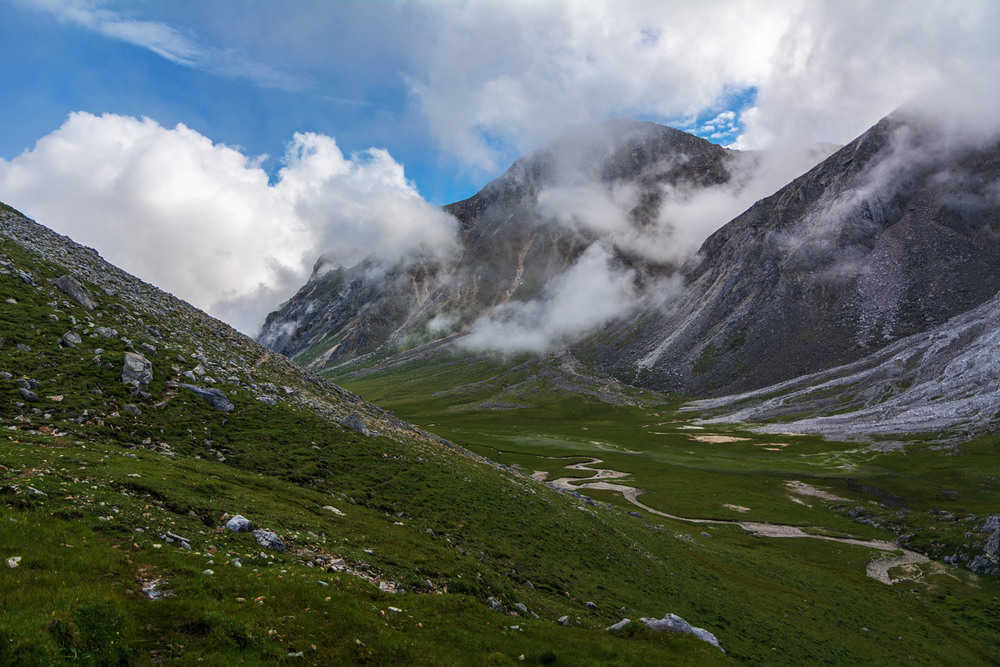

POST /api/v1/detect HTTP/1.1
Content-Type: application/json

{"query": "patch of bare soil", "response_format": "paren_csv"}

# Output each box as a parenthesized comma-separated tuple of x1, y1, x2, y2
(689, 435, 750, 443)
(785, 480, 849, 502)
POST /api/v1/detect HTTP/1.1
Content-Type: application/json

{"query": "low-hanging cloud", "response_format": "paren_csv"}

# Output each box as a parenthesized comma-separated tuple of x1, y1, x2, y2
(461, 243, 637, 354)
(0, 112, 458, 334)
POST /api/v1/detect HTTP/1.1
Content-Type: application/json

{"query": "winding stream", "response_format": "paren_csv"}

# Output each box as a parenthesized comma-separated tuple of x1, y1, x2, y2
(533, 457, 930, 584)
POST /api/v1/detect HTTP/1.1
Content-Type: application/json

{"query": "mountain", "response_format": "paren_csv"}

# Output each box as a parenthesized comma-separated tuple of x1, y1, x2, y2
(593, 111, 1000, 400)
(259, 119, 742, 369)
(261, 110, 1000, 437)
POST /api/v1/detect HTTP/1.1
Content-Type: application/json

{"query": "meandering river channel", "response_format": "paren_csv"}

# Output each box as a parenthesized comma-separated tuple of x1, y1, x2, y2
(532, 457, 931, 584)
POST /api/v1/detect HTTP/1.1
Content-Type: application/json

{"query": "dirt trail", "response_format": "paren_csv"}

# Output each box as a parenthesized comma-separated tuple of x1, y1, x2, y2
(541, 457, 929, 584)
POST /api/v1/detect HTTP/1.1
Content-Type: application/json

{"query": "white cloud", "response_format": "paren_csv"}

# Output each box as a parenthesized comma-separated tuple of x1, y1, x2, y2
(462, 243, 638, 354)
(21, 0, 309, 90)
(408, 0, 1000, 170)
(0, 112, 458, 334)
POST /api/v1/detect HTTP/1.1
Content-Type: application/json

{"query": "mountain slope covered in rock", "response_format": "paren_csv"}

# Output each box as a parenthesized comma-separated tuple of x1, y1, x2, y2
(593, 111, 1000, 401)
(259, 119, 743, 369)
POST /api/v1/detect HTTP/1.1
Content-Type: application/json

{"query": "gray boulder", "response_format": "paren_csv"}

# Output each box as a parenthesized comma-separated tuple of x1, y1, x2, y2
(253, 529, 284, 552)
(607, 619, 632, 632)
(122, 353, 152, 393)
(94, 326, 118, 339)
(985, 528, 999, 560)
(181, 384, 234, 413)
(487, 597, 504, 613)
(225, 515, 253, 533)
(341, 413, 370, 436)
(18, 388, 39, 402)
(639, 613, 723, 651)
(62, 331, 82, 347)
(644, 614, 725, 652)
(53, 275, 95, 310)
(980, 516, 999, 533)
(641, 614, 693, 634)
(138, 342, 157, 357)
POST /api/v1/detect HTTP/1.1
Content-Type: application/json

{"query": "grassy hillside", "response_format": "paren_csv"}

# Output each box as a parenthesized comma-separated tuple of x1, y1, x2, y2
(3, 207, 998, 665)
(332, 351, 1000, 665)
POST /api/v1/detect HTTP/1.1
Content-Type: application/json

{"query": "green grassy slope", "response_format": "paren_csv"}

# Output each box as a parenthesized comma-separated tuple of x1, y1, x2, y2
(331, 351, 1000, 665)
(1, 213, 725, 665)
(3, 207, 998, 665)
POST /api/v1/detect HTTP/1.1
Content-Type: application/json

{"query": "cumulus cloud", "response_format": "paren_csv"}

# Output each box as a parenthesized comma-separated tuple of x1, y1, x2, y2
(0, 112, 458, 334)
(411, 0, 791, 171)
(406, 0, 1000, 171)
(462, 243, 637, 354)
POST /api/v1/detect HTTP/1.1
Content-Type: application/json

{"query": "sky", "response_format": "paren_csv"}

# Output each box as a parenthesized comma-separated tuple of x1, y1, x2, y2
(1, 0, 998, 335)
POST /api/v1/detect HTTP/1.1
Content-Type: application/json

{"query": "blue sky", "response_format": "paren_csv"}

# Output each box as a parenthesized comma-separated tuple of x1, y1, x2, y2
(0, 0, 761, 205)
(1, 0, 996, 333)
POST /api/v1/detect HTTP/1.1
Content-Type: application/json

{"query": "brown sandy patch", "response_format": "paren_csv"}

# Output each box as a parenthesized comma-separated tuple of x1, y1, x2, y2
(723, 504, 751, 513)
(689, 435, 750, 444)
(785, 480, 849, 502)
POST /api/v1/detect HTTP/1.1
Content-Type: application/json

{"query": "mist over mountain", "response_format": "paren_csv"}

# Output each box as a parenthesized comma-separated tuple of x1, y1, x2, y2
(259, 119, 769, 365)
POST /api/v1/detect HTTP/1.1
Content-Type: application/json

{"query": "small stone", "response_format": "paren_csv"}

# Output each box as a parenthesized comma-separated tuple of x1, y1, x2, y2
(122, 352, 153, 393)
(18, 388, 39, 402)
(94, 326, 118, 339)
(225, 515, 253, 533)
(181, 384, 234, 413)
(6, 556, 21, 568)
(253, 529, 284, 552)
(62, 331, 82, 347)
(607, 619, 631, 632)
(202, 569, 214, 576)
(341, 413, 371, 436)
(488, 597, 504, 613)
(557, 615, 570, 626)
(585, 601, 597, 609)
(53, 275, 95, 310)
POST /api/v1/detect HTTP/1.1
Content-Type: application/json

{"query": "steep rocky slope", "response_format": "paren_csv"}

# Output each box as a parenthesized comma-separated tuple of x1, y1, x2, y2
(687, 284, 1000, 439)
(594, 111, 1000, 398)
(259, 120, 741, 369)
